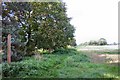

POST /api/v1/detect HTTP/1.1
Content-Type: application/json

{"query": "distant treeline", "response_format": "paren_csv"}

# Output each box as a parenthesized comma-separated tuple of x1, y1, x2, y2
(80, 38, 108, 46)
(80, 38, 118, 46)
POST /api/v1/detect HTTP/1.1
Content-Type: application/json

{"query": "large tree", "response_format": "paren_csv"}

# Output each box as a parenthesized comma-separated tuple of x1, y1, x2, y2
(32, 2, 75, 50)
(2, 1, 75, 57)
(2, 2, 32, 60)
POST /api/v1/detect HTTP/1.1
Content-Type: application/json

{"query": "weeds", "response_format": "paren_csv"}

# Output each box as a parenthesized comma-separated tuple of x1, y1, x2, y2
(2, 48, 119, 78)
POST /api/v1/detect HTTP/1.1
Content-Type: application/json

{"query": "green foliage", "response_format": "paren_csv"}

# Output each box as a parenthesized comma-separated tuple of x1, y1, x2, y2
(98, 38, 107, 45)
(80, 38, 107, 46)
(2, 2, 34, 61)
(57, 63, 119, 78)
(32, 2, 75, 50)
(2, 48, 88, 77)
(2, 1, 75, 58)
(52, 48, 78, 54)
(71, 54, 90, 62)
(2, 48, 119, 78)
(89, 40, 98, 45)
(97, 49, 120, 54)
(69, 38, 77, 46)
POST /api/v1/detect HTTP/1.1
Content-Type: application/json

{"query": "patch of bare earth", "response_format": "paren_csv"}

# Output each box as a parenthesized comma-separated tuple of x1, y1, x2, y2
(77, 45, 120, 66)
(80, 50, 120, 66)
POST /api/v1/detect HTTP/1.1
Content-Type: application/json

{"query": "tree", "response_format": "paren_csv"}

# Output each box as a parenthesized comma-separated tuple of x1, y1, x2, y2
(2, 2, 40, 56)
(69, 38, 77, 46)
(32, 2, 75, 51)
(2, 1, 75, 57)
(89, 40, 98, 45)
(98, 38, 107, 45)
(2, 2, 30, 60)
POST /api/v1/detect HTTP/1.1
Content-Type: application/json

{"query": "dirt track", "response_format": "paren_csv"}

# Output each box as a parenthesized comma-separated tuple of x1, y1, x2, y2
(77, 45, 120, 65)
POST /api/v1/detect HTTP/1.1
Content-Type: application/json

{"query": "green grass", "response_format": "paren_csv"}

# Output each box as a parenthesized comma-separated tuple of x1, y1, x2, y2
(95, 49, 120, 54)
(2, 48, 120, 78)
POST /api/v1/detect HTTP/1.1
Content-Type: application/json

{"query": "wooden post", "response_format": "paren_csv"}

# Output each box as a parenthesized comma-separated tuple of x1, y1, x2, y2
(7, 34, 11, 64)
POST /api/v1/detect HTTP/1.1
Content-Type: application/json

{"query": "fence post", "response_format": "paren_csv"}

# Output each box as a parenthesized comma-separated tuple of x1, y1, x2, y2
(7, 34, 11, 64)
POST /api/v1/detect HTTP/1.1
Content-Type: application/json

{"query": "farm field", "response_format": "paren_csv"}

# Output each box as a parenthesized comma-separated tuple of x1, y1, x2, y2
(77, 45, 120, 64)
(2, 46, 120, 79)
(77, 45, 118, 51)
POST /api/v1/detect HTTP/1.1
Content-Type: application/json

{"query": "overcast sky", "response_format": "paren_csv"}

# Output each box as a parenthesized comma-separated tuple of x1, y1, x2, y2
(63, 0, 119, 45)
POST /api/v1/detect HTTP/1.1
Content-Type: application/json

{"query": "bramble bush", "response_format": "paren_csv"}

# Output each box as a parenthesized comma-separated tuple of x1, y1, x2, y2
(2, 48, 90, 77)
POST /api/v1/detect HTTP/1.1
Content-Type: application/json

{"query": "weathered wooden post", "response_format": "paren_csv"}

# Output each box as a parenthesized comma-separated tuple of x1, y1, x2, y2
(7, 34, 11, 64)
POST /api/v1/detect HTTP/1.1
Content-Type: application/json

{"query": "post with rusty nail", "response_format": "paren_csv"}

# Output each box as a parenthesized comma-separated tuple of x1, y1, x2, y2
(7, 34, 11, 64)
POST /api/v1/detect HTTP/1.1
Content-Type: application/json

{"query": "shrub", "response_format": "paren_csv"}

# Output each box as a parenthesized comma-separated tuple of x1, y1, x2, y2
(72, 54, 90, 62)
(2, 52, 23, 62)
(53, 48, 78, 55)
